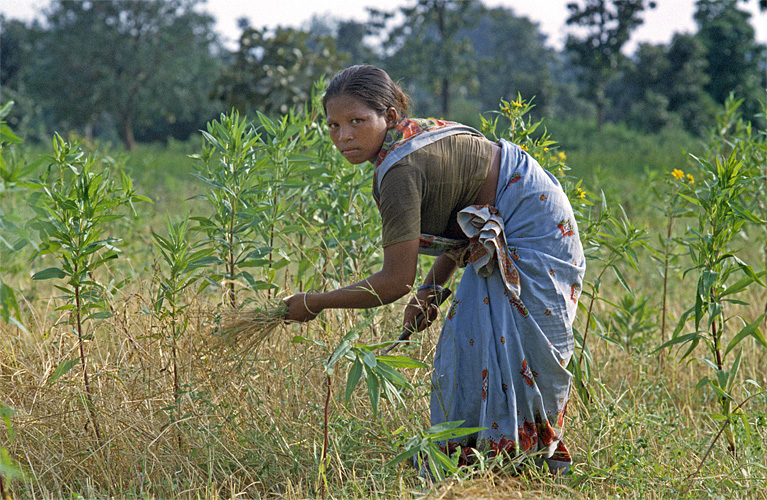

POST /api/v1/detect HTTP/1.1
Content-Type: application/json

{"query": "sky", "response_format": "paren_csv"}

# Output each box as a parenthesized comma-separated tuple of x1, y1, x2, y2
(1, 0, 766, 53)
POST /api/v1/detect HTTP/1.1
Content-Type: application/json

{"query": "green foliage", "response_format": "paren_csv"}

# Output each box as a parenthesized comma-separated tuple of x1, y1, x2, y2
(0, 404, 24, 494)
(468, 6, 559, 118)
(618, 34, 717, 135)
(694, 0, 766, 123)
(370, 0, 481, 117)
(152, 216, 216, 316)
(150, 216, 215, 436)
(0, 100, 40, 330)
(565, 0, 657, 127)
(606, 293, 658, 353)
(212, 25, 343, 116)
(190, 104, 320, 306)
(28, 134, 148, 441)
(387, 420, 485, 482)
(658, 97, 767, 455)
(293, 319, 430, 493)
(26, 0, 221, 149)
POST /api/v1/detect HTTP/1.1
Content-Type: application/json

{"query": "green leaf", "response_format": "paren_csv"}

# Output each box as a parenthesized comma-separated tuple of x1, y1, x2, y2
(365, 369, 380, 418)
(326, 340, 352, 374)
(0, 123, 22, 144)
(0, 280, 21, 323)
(291, 335, 325, 347)
(345, 359, 363, 404)
(47, 358, 79, 385)
(376, 355, 429, 369)
(611, 265, 631, 294)
(384, 445, 421, 468)
(725, 313, 767, 355)
(32, 267, 68, 280)
(655, 332, 698, 352)
(709, 382, 734, 402)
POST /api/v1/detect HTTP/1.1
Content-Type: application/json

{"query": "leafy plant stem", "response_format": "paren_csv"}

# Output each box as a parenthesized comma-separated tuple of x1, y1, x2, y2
(74, 262, 102, 444)
(661, 214, 673, 348)
(684, 390, 765, 488)
(320, 373, 331, 500)
(227, 197, 237, 309)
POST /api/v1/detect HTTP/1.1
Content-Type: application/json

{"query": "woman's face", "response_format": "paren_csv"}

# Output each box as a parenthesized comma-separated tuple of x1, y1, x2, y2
(325, 94, 398, 164)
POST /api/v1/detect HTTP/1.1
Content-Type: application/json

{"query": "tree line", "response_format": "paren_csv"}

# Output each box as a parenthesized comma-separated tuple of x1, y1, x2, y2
(1, 0, 765, 150)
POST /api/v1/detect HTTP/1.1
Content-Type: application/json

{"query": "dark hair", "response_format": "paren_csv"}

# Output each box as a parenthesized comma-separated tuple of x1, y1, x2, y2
(323, 65, 410, 118)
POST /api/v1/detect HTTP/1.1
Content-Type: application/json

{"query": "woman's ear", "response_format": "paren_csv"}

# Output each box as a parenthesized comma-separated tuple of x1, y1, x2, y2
(384, 107, 399, 128)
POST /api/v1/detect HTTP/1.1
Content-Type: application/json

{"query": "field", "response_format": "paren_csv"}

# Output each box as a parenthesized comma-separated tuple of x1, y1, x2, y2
(1, 97, 766, 499)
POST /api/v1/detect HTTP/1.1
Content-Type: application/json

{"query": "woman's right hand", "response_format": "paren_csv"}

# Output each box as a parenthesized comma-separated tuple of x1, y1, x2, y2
(283, 293, 321, 323)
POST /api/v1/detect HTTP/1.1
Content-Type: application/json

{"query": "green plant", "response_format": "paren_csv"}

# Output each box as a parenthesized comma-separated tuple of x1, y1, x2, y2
(0, 404, 24, 500)
(661, 146, 766, 455)
(293, 320, 430, 495)
(386, 420, 485, 483)
(191, 110, 269, 308)
(191, 107, 318, 306)
(572, 195, 647, 402)
(0, 100, 36, 330)
(28, 134, 148, 442)
(607, 292, 658, 353)
(150, 215, 215, 443)
(647, 166, 696, 347)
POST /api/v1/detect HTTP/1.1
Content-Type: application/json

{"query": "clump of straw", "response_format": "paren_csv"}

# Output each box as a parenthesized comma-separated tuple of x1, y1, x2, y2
(214, 301, 289, 353)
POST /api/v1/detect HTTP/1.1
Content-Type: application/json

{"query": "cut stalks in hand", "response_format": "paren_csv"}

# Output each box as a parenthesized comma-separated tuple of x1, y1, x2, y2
(214, 301, 289, 354)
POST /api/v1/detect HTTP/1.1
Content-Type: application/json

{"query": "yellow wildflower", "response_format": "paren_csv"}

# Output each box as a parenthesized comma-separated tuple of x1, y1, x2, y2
(512, 100, 523, 108)
(686, 173, 694, 184)
(577, 188, 586, 198)
(558, 152, 566, 160)
(671, 169, 684, 180)
(520, 144, 528, 151)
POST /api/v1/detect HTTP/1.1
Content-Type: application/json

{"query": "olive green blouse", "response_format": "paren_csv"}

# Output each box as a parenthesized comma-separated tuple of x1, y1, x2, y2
(377, 133, 495, 247)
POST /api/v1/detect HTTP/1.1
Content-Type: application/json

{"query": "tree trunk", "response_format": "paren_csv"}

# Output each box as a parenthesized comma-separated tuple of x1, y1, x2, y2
(120, 114, 136, 151)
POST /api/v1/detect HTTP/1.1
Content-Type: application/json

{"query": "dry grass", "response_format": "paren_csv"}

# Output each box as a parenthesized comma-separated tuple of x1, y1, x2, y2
(213, 301, 289, 354)
(1, 278, 766, 499)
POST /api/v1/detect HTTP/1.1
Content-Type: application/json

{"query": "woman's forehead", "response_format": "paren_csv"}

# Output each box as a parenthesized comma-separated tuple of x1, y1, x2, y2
(325, 94, 376, 117)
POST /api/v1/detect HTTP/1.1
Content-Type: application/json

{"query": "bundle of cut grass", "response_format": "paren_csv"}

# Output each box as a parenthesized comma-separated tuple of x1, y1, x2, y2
(214, 300, 289, 353)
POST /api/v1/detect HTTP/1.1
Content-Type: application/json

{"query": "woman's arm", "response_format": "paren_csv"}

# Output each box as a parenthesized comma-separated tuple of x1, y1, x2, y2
(402, 252, 458, 332)
(284, 238, 420, 322)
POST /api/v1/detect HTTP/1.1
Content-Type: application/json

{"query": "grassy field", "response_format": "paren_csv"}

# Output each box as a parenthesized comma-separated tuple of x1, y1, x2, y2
(1, 102, 766, 499)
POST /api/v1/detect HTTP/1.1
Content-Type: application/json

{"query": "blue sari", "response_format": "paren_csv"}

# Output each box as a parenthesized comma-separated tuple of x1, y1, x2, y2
(376, 124, 585, 472)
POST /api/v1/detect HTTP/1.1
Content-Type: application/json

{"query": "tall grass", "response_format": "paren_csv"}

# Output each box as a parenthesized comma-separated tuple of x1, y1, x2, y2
(1, 97, 766, 499)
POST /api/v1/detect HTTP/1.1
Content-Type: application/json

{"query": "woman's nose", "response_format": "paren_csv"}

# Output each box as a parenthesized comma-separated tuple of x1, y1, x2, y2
(337, 124, 353, 142)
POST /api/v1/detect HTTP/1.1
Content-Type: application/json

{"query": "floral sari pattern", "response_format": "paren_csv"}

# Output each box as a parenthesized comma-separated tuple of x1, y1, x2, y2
(426, 140, 585, 473)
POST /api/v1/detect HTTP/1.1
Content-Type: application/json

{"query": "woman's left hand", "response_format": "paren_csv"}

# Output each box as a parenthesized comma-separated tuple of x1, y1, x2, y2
(402, 288, 440, 334)
(283, 293, 321, 323)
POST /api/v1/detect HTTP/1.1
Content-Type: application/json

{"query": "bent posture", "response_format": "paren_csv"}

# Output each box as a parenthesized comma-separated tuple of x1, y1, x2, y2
(284, 65, 585, 472)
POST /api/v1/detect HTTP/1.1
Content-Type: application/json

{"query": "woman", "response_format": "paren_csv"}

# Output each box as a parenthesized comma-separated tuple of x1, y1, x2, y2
(284, 65, 585, 473)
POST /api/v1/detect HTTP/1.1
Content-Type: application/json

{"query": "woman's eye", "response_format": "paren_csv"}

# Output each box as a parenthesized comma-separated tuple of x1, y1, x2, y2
(351, 118, 363, 124)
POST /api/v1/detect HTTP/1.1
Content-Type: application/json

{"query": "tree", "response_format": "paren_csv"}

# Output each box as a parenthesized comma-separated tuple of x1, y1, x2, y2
(335, 20, 379, 65)
(694, 0, 766, 123)
(465, 6, 558, 118)
(0, 17, 45, 135)
(211, 24, 343, 116)
(565, 0, 657, 128)
(370, 0, 481, 117)
(615, 34, 716, 134)
(27, 0, 221, 150)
